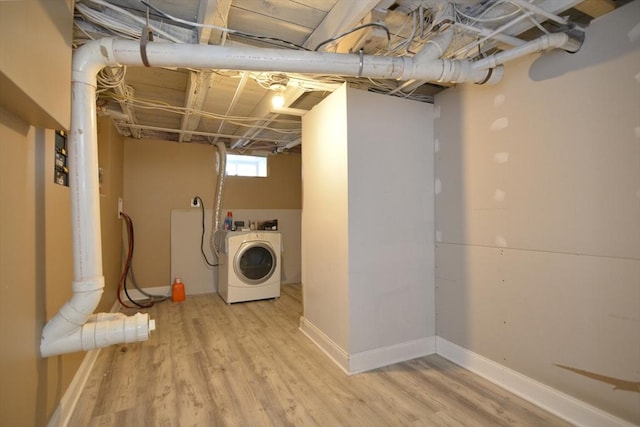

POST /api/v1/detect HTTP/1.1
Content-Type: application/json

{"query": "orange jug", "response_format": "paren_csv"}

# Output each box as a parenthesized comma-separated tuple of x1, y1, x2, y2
(171, 277, 185, 302)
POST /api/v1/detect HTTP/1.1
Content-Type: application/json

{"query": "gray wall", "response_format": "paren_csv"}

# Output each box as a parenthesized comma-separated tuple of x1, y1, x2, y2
(434, 2, 640, 423)
(301, 84, 435, 372)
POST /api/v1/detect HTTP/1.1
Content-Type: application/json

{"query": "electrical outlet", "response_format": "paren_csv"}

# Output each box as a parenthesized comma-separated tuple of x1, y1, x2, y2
(118, 197, 123, 218)
(191, 197, 201, 207)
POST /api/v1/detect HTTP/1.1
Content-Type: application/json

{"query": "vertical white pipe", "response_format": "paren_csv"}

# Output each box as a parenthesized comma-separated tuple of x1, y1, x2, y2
(41, 38, 155, 358)
(69, 80, 103, 280)
(471, 33, 574, 71)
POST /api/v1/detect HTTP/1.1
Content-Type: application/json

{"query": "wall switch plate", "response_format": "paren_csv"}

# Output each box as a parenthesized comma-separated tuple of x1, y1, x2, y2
(118, 197, 123, 218)
(191, 197, 201, 207)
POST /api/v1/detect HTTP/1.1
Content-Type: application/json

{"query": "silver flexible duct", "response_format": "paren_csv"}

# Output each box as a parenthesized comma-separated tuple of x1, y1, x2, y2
(210, 142, 227, 257)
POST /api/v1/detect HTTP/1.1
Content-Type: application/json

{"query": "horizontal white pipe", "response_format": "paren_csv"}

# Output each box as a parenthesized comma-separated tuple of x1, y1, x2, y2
(471, 32, 577, 71)
(284, 138, 302, 150)
(42, 313, 155, 357)
(76, 38, 497, 85)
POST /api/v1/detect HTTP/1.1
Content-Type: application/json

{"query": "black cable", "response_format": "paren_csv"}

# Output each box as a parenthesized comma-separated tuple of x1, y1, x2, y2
(116, 213, 139, 308)
(229, 33, 311, 51)
(121, 212, 154, 308)
(314, 23, 391, 52)
(194, 196, 218, 267)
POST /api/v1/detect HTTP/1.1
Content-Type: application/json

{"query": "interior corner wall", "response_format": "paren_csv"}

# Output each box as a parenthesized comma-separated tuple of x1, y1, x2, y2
(124, 138, 302, 287)
(433, 2, 640, 424)
(300, 84, 351, 352)
(301, 84, 435, 372)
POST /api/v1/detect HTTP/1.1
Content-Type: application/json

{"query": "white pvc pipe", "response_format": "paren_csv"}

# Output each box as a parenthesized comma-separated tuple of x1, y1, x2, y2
(41, 41, 156, 358)
(42, 30, 581, 357)
(471, 33, 578, 71)
(85, 38, 494, 84)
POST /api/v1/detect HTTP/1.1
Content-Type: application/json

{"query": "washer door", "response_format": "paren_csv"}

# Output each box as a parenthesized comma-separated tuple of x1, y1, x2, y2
(234, 241, 276, 285)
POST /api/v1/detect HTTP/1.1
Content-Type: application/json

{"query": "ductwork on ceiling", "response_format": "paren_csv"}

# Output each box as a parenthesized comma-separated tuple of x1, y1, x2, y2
(41, 0, 584, 357)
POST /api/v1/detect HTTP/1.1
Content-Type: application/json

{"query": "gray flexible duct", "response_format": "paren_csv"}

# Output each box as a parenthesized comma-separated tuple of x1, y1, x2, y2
(210, 142, 227, 257)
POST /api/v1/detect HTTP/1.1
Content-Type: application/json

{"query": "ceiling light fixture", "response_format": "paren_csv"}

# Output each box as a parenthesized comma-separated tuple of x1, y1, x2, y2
(271, 92, 285, 108)
(269, 73, 289, 109)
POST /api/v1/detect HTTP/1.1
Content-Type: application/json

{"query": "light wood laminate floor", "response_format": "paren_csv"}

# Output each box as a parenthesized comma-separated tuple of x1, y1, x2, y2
(70, 284, 571, 426)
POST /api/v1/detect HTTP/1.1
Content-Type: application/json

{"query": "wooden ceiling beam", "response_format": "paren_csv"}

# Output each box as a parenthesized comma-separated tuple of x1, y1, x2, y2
(197, 0, 232, 45)
(230, 87, 306, 150)
(178, 71, 214, 143)
(303, 0, 382, 51)
(573, 0, 615, 17)
(178, 1, 233, 143)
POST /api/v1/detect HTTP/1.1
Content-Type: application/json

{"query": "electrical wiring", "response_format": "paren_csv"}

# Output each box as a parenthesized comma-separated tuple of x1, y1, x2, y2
(117, 212, 145, 308)
(97, 66, 127, 89)
(454, 2, 521, 24)
(100, 92, 300, 124)
(193, 197, 217, 267)
(100, 93, 302, 134)
(76, 3, 147, 41)
(139, 0, 310, 51)
(313, 23, 391, 52)
(73, 19, 97, 43)
(84, 0, 185, 43)
(387, 9, 420, 55)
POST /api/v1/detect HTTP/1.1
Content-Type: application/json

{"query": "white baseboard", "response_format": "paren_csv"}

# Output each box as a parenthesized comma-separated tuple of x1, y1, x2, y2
(46, 348, 101, 427)
(47, 300, 121, 427)
(299, 316, 350, 374)
(435, 337, 636, 427)
(349, 336, 436, 374)
(299, 316, 437, 375)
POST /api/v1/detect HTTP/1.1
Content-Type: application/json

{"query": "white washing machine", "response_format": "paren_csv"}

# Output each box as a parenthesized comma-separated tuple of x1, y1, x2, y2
(216, 230, 281, 303)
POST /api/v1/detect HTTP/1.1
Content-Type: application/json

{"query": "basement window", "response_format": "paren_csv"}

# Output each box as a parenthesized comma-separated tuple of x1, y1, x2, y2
(226, 154, 267, 177)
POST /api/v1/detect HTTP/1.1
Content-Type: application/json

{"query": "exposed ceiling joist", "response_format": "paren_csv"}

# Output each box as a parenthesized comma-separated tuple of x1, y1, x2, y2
(303, 0, 381, 51)
(574, 0, 616, 17)
(212, 71, 251, 144)
(178, 71, 214, 142)
(231, 86, 306, 149)
(197, 0, 232, 45)
(179, 0, 232, 143)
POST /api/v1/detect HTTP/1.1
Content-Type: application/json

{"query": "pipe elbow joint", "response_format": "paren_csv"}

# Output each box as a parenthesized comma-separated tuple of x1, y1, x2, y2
(72, 38, 120, 86)
(40, 312, 155, 358)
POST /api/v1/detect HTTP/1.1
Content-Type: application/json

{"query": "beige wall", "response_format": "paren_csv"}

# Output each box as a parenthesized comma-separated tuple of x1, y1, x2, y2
(0, 0, 72, 129)
(0, 115, 66, 425)
(434, 2, 640, 423)
(0, 115, 126, 427)
(98, 117, 127, 312)
(124, 138, 301, 286)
